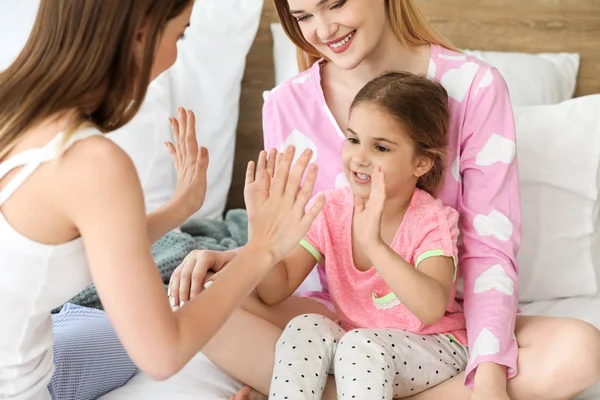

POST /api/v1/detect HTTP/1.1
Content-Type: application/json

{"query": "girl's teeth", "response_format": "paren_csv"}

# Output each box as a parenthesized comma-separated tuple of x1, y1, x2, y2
(330, 32, 353, 48)
(357, 173, 370, 180)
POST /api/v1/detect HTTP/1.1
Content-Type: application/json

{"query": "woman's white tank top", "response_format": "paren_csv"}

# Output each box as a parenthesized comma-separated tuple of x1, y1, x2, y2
(0, 129, 99, 399)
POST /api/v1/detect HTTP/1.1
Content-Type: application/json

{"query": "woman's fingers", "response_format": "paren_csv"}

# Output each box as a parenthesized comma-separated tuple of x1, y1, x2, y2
(165, 141, 179, 170)
(168, 266, 182, 308)
(245, 160, 256, 185)
(195, 146, 209, 177)
(293, 163, 318, 213)
(177, 256, 196, 305)
(270, 146, 295, 196)
(284, 148, 313, 202)
(301, 193, 325, 230)
(266, 148, 278, 177)
(256, 150, 267, 180)
(185, 110, 198, 165)
(178, 107, 188, 157)
(189, 259, 205, 300)
(169, 117, 183, 168)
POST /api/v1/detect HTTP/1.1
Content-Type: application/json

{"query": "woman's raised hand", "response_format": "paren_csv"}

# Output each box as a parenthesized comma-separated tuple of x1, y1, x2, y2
(244, 146, 324, 263)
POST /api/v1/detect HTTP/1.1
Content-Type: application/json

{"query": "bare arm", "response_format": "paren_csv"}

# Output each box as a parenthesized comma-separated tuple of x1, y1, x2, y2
(146, 202, 188, 244)
(255, 244, 318, 305)
(367, 243, 454, 325)
(62, 139, 322, 380)
(355, 168, 455, 325)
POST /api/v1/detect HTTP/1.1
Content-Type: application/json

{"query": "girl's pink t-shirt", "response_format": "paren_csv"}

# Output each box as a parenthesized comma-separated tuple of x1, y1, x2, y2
(303, 187, 468, 346)
(262, 44, 521, 386)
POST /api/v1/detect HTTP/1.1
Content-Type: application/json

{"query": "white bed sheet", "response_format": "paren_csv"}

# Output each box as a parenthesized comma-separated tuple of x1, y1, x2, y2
(100, 295, 600, 399)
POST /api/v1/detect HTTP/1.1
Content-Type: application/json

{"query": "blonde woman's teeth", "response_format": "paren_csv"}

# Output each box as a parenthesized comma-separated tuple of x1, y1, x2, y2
(329, 32, 353, 48)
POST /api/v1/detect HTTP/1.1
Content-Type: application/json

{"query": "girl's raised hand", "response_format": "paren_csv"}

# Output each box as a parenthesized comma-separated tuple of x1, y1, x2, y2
(353, 166, 386, 248)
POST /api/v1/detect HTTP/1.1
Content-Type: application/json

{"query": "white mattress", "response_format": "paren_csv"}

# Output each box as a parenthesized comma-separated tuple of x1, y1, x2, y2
(100, 294, 600, 400)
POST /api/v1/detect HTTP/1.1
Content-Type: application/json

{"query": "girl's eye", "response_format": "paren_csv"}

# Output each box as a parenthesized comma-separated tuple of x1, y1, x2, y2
(347, 137, 359, 144)
(375, 145, 390, 152)
(330, 0, 347, 10)
(178, 33, 186, 41)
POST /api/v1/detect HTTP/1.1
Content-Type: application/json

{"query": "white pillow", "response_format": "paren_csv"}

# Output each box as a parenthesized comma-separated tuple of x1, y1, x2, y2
(462, 49, 580, 107)
(514, 95, 600, 301)
(270, 23, 580, 108)
(0, 0, 263, 220)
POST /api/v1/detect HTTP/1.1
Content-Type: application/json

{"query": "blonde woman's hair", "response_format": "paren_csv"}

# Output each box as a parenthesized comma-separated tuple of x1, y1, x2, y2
(273, 0, 458, 72)
(0, 0, 192, 160)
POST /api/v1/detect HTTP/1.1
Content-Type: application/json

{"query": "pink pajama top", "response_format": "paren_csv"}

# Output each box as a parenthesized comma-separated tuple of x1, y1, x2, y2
(262, 44, 521, 386)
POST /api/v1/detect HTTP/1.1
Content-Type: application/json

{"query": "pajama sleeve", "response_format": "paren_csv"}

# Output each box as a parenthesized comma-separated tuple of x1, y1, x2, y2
(262, 88, 285, 153)
(458, 67, 521, 386)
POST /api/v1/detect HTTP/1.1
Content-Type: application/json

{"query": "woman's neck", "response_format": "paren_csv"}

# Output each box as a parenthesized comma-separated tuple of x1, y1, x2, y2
(326, 26, 431, 91)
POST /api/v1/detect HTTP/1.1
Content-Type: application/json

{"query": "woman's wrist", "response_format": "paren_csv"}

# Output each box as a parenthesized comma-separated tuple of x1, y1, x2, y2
(239, 241, 276, 272)
(474, 362, 507, 388)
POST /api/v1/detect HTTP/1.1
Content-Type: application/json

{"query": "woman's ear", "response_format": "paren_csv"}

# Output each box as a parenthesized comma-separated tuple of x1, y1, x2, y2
(413, 155, 434, 178)
(133, 23, 148, 62)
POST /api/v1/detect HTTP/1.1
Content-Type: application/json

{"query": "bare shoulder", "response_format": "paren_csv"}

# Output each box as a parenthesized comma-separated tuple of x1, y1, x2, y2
(55, 134, 144, 217)
(59, 135, 139, 186)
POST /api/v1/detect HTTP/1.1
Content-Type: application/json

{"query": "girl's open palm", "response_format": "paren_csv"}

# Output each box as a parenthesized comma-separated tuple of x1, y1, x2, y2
(353, 167, 386, 248)
(166, 107, 209, 215)
(245, 146, 324, 262)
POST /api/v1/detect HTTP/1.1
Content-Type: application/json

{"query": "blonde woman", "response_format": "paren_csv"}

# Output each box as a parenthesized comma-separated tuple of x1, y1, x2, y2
(0, 1, 324, 399)
(170, 1, 600, 399)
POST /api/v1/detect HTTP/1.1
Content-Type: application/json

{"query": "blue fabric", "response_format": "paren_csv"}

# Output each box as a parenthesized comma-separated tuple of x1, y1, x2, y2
(49, 304, 138, 400)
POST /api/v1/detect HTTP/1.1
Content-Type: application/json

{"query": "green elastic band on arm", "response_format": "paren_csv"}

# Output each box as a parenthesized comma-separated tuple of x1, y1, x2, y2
(415, 249, 458, 282)
(300, 239, 323, 265)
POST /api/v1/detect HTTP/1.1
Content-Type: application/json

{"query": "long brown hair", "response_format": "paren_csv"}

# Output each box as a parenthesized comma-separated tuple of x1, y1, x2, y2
(273, 0, 458, 72)
(351, 72, 449, 195)
(0, 0, 192, 160)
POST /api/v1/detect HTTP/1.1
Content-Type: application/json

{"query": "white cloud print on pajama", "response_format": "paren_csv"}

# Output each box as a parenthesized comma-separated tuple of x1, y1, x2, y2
(261, 44, 521, 386)
(438, 57, 519, 380)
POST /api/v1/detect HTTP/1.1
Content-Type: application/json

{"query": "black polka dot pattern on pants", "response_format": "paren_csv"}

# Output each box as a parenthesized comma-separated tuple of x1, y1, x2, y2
(269, 316, 468, 399)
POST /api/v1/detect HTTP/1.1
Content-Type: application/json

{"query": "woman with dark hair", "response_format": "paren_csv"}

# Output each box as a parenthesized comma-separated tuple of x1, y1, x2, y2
(0, 1, 323, 399)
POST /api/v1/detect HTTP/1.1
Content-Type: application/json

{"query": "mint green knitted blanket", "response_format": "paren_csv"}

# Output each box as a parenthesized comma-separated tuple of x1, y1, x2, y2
(55, 209, 248, 312)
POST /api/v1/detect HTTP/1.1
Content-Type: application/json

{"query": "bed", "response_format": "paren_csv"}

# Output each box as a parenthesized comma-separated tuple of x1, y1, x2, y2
(100, 296, 600, 400)
(99, 0, 600, 399)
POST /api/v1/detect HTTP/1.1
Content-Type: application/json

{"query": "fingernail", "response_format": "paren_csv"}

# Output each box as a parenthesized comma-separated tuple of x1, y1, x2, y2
(167, 288, 171, 297)
(204, 281, 214, 289)
(180, 300, 185, 307)
(170, 297, 176, 307)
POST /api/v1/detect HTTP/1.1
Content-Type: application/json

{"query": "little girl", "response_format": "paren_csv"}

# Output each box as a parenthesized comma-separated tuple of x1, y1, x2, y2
(256, 72, 468, 400)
